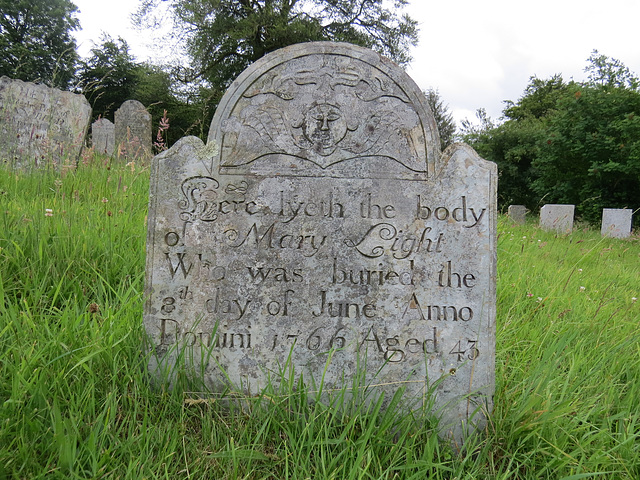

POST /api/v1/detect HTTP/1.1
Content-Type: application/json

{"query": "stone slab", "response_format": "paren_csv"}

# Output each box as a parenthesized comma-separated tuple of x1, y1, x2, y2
(143, 42, 497, 444)
(601, 208, 632, 238)
(92, 118, 115, 156)
(507, 205, 527, 224)
(0, 76, 91, 168)
(540, 204, 574, 233)
(115, 99, 152, 159)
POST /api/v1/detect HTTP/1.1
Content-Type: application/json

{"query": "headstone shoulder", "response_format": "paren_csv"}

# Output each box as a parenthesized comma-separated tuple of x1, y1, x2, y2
(208, 42, 442, 178)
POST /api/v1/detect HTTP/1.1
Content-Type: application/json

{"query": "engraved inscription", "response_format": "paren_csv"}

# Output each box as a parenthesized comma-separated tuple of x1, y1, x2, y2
(416, 195, 486, 228)
(225, 222, 327, 257)
(204, 288, 251, 320)
(311, 290, 377, 318)
(331, 258, 415, 286)
(345, 223, 444, 259)
(247, 265, 303, 284)
(279, 191, 345, 223)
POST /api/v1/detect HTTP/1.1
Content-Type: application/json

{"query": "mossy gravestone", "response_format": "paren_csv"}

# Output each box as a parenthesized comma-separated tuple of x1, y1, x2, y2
(508, 205, 527, 224)
(540, 204, 574, 234)
(0, 76, 91, 168)
(144, 42, 497, 443)
(601, 208, 632, 238)
(92, 118, 115, 156)
(115, 99, 152, 159)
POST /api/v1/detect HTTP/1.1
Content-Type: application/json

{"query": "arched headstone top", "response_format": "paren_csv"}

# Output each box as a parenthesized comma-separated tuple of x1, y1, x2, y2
(208, 42, 441, 179)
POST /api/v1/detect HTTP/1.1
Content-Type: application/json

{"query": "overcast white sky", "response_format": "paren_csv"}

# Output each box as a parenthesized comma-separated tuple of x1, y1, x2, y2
(72, 0, 640, 127)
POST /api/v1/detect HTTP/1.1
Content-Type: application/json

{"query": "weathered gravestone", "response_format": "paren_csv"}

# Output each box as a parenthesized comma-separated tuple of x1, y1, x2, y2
(0, 76, 91, 168)
(115, 100, 152, 159)
(144, 42, 497, 443)
(540, 204, 574, 233)
(508, 205, 527, 224)
(92, 118, 115, 156)
(601, 208, 632, 238)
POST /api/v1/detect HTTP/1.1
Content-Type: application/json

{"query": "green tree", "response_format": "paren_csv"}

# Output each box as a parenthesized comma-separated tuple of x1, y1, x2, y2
(77, 36, 139, 120)
(584, 49, 639, 90)
(135, 0, 418, 94)
(533, 84, 640, 222)
(530, 53, 640, 222)
(132, 63, 210, 145)
(461, 107, 539, 208)
(493, 76, 571, 209)
(463, 115, 544, 209)
(77, 36, 206, 145)
(460, 108, 496, 140)
(425, 88, 456, 151)
(502, 74, 568, 121)
(0, 0, 79, 88)
(463, 52, 640, 223)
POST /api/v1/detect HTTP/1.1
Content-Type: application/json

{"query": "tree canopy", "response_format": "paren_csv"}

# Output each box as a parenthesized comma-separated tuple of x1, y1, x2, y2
(461, 52, 640, 224)
(135, 0, 418, 93)
(584, 49, 639, 90)
(77, 36, 140, 120)
(425, 88, 456, 151)
(76, 35, 210, 145)
(0, 0, 79, 88)
(533, 83, 640, 221)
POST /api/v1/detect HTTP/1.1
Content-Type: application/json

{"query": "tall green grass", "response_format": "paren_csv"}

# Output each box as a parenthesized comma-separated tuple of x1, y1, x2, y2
(0, 159, 639, 478)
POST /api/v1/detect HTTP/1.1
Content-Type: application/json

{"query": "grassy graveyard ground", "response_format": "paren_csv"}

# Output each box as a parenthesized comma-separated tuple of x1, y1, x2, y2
(0, 158, 639, 479)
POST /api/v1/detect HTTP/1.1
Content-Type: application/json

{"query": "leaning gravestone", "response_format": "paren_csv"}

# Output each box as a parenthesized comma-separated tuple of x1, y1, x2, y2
(92, 118, 115, 156)
(114, 99, 152, 159)
(0, 76, 91, 168)
(144, 42, 497, 444)
(540, 204, 574, 233)
(508, 205, 527, 224)
(601, 208, 632, 238)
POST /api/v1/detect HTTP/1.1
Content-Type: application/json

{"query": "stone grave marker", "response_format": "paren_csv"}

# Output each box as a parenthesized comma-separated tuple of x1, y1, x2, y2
(508, 205, 527, 224)
(92, 118, 115, 156)
(115, 99, 152, 159)
(601, 208, 632, 238)
(540, 204, 574, 233)
(143, 42, 497, 443)
(0, 76, 91, 168)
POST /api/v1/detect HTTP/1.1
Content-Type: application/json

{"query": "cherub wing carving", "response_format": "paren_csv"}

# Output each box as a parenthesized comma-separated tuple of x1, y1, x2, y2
(240, 104, 297, 154)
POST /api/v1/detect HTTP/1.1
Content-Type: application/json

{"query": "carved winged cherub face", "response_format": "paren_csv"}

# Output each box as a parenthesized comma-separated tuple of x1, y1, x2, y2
(301, 102, 348, 156)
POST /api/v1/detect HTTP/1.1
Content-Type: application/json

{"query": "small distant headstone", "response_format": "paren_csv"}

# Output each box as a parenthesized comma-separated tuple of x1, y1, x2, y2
(143, 42, 497, 444)
(540, 204, 574, 233)
(508, 205, 527, 224)
(91, 118, 115, 156)
(114, 99, 152, 159)
(0, 76, 91, 168)
(601, 208, 632, 238)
